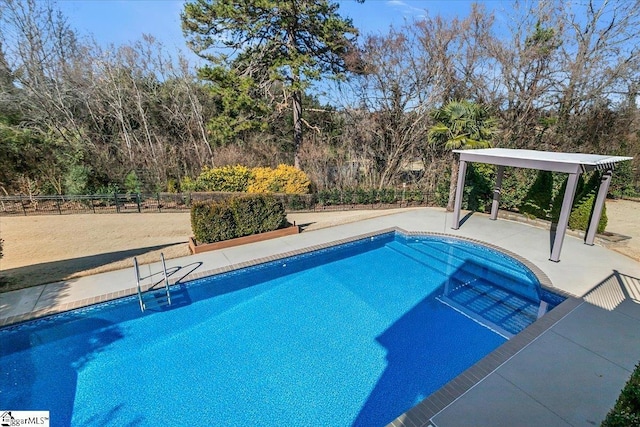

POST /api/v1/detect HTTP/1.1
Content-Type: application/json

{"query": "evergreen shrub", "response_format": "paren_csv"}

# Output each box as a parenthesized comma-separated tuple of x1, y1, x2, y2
(230, 194, 287, 237)
(520, 170, 554, 219)
(191, 201, 237, 243)
(378, 188, 397, 204)
(602, 362, 640, 427)
(191, 194, 287, 244)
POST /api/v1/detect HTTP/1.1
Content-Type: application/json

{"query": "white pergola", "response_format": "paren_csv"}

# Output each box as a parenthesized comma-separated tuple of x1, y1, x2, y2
(451, 148, 633, 262)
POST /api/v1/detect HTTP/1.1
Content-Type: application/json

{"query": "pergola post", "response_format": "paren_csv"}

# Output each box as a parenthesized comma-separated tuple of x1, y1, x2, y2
(451, 159, 468, 230)
(585, 169, 613, 246)
(490, 166, 505, 220)
(550, 172, 580, 262)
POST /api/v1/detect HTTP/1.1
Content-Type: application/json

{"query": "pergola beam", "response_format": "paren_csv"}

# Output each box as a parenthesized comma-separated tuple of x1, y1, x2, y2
(451, 159, 468, 230)
(490, 165, 505, 221)
(585, 169, 613, 246)
(549, 172, 579, 262)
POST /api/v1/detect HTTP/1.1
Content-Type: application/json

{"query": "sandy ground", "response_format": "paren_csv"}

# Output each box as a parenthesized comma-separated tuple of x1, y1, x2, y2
(0, 208, 416, 291)
(601, 199, 640, 261)
(0, 201, 637, 291)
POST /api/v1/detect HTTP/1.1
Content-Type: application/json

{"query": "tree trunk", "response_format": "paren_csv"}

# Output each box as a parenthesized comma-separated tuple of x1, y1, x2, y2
(447, 154, 459, 212)
(293, 88, 303, 169)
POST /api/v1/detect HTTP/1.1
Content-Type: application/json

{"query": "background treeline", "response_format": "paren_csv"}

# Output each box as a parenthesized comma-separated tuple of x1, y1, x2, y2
(0, 0, 638, 200)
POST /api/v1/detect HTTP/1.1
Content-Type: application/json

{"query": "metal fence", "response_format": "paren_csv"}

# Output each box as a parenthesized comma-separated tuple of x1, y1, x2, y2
(0, 189, 439, 216)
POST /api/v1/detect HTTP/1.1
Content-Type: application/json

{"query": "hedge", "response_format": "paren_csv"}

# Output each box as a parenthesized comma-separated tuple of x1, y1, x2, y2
(190, 201, 237, 244)
(229, 194, 287, 236)
(602, 362, 640, 426)
(519, 170, 554, 219)
(191, 194, 287, 244)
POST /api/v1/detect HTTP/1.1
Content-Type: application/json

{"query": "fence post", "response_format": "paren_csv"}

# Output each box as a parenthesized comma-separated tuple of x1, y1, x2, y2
(19, 194, 27, 216)
(136, 193, 141, 213)
(56, 196, 62, 215)
(114, 192, 120, 213)
(91, 196, 96, 213)
(157, 193, 161, 212)
(402, 184, 406, 206)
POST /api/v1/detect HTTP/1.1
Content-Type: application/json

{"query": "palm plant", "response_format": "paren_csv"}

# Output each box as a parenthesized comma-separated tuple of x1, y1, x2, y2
(428, 100, 498, 211)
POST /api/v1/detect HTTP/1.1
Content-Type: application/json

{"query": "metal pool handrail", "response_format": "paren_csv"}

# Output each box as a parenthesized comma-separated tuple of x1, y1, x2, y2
(134, 254, 172, 312)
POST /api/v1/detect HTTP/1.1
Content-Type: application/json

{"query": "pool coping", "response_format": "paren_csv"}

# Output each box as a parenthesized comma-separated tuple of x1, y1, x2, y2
(0, 226, 581, 426)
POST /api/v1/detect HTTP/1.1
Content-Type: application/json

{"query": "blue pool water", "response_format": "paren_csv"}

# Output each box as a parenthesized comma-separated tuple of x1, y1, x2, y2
(0, 232, 563, 426)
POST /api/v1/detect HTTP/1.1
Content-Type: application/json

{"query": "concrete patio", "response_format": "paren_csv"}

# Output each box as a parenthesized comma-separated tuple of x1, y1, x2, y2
(2, 207, 640, 426)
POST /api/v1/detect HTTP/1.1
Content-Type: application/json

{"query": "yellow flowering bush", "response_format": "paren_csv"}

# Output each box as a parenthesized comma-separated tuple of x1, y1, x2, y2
(185, 164, 310, 194)
(247, 164, 311, 194)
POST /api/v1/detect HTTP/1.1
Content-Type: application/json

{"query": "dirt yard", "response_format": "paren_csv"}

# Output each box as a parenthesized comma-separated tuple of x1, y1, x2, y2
(0, 209, 414, 291)
(601, 199, 640, 261)
(0, 201, 638, 291)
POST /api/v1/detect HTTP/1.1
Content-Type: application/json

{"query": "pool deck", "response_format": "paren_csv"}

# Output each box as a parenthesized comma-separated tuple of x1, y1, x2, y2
(2, 207, 640, 426)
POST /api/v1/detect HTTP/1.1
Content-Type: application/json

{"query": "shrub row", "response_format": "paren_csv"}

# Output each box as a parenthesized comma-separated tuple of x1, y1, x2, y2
(191, 194, 287, 244)
(317, 187, 427, 206)
(181, 164, 311, 194)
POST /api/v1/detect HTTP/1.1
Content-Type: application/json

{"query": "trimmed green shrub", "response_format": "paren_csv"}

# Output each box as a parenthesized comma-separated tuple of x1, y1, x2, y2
(405, 189, 425, 203)
(330, 189, 343, 205)
(356, 188, 376, 205)
(499, 168, 537, 211)
(378, 188, 397, 204)
(284, 194, 314, 211)
(602, 362, 640, 427)
(191, 194, 287, 244)
(520, 170, 554, 219)
(230, 194, 287, 237)
(342, 188, 355, 204)
(191, 201, 237, 243)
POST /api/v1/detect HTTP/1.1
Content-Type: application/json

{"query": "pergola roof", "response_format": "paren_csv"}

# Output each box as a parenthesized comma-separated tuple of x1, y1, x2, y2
(453, 148, 632, 174)
(451, 148, 633, 262)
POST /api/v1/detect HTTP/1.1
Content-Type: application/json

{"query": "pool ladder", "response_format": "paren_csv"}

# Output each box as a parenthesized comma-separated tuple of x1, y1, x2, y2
(134, 253, 172, 312)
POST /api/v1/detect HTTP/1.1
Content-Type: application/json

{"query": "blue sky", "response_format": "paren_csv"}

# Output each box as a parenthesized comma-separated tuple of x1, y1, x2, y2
(58, 0, 500, 59)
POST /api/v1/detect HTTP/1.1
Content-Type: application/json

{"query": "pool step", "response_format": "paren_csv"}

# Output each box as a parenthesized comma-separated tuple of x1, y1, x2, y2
(385, 241, 476, 282)
(387, 241, 539, 304)
(409, 241, 540, 302)
(140, 290, 173, 311)
(386, 241, 544, 337)
(440, 280, 542, 337)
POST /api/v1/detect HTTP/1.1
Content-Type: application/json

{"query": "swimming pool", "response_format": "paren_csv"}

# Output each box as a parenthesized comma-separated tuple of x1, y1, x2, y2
(0, 231, 564, 426)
